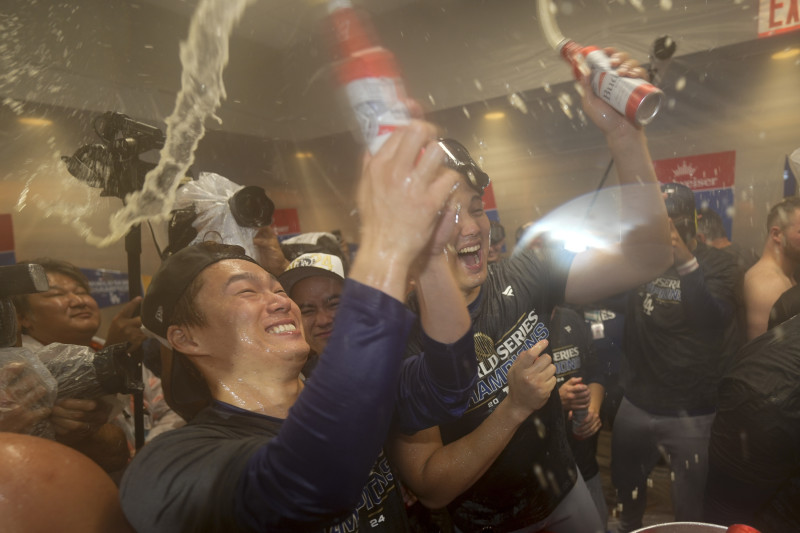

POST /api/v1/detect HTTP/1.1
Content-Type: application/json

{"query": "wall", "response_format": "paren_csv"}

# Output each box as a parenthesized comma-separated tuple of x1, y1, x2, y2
(1, 8, 799, 336)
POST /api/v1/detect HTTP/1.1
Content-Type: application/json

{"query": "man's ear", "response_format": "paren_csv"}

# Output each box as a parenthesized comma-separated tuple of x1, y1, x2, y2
(769, 225, 784, 245)
(17, 311, 32, 330)
(167, 325, 201, 355)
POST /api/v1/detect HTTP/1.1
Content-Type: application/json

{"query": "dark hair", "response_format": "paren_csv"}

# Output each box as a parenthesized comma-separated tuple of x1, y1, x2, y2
(766, 197, 800, 233)
(490, 220, 506, 245)
(169, 274, 207, 331)
(697, 207, 727, 241)
(11, 258, 91, 318)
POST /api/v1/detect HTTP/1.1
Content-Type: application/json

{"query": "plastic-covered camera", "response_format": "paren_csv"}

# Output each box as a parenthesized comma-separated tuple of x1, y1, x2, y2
(0, 263, 143, 438)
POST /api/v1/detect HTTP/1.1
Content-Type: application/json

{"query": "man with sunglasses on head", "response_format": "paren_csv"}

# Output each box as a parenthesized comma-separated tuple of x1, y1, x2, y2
(386, 50, 672, 533)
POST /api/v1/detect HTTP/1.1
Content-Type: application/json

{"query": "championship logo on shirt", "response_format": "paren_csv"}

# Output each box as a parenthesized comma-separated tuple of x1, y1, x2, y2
(470, 310, 550, 408)
(640, 276, 682, 316)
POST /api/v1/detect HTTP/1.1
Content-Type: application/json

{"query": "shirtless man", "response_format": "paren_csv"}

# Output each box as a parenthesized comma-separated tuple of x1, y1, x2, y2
(743, 197, 800, 340)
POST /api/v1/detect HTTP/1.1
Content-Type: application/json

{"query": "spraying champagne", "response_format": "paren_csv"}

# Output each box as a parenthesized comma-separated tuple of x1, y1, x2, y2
(537, 0, 664, 126)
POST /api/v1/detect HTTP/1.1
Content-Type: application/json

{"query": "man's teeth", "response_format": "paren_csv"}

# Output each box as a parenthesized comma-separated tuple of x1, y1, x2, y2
(459, 245, 480, 255)
(267, 324, 297, 334)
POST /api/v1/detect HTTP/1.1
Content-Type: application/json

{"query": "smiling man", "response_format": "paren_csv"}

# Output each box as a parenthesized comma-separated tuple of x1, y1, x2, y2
(387, 50, 672, 533)
(277, 252, 346, 377)
(119, 121, 480, 532)
(15, 260, 103, 350)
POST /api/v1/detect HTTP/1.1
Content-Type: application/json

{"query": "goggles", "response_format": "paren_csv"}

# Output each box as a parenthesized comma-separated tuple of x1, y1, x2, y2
(437, 138, 490, 195)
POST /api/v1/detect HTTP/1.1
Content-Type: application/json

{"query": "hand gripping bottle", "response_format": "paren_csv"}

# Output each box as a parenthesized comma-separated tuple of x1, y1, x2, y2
(571, 406, 589, 438)
(558, 40, 664, 126)
(327, 0, 411, 154)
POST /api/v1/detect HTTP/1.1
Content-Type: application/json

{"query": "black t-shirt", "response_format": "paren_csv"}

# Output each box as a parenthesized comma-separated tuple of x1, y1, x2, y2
(622, 242, 741, 413)
(407, 247, 576, 532)
(120, 402, 410, 533)
(768, 284, 800, 330)
(550, 306, 601, 481)
(705, 314, 800, 531)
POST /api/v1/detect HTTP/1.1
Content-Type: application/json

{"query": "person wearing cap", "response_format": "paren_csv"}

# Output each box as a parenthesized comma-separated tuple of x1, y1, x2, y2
(278, 252, 347, 378)
(696, 206, 758, 273)
(610, 182, 741, 531)
(387, 50, 672, 533)
(743, 196, 800, 340)
(119, 121, 479, 532)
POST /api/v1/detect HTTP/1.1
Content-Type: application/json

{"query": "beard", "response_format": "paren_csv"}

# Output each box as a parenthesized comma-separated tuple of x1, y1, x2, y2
(783, 237, 800, 265)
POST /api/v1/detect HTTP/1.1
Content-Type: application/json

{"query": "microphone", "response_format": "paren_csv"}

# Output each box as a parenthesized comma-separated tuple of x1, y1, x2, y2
(648, 35, 677, 88)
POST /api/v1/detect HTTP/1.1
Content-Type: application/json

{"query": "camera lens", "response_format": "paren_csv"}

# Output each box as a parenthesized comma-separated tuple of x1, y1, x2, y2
(229, 186, 275, 228)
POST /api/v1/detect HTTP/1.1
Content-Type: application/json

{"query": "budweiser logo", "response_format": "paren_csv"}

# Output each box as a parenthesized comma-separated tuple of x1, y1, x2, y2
(672, 161, 697, 178)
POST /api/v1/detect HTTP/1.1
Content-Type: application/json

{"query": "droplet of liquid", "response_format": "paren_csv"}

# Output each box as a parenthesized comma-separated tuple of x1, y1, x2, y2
(508, 93, 528, 114)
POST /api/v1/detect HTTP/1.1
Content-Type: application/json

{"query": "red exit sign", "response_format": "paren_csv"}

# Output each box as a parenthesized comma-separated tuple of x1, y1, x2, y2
(759, 0, 800, 37)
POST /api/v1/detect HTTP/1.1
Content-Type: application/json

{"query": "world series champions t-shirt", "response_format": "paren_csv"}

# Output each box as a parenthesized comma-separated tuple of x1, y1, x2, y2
(121, 402, 410, 533)
(407, 247, 577, 532)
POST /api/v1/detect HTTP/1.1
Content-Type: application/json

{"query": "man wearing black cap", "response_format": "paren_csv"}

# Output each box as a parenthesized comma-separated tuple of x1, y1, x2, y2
(610, 182, 741, 532)
(387, 51, 673, 533)
(119, 121, 479, 532)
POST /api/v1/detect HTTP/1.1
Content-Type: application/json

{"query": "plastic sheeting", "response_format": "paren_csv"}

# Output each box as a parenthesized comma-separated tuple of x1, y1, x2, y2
(0, 346, 58, 438)
(173, 172, 262, 262)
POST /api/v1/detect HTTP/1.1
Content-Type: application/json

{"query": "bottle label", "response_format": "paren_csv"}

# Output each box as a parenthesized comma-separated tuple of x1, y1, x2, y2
(344, 76, 410, 153)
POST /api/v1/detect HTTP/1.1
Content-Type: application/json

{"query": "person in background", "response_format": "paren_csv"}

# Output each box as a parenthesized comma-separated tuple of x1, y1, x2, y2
(278, 252, 346, 378)
(332, 228, 354, 267)
(550, 304, 608, 529)
(743, 196, 800, 340)
(696, 206, 758, 272)
(581, 294, 627, 430)
(487, 220, 507, 264)
(611, 183, 741, 532)
(11, 258, 183, 468)
(0, 432, 135, 532)
(704, 311, 800, 531)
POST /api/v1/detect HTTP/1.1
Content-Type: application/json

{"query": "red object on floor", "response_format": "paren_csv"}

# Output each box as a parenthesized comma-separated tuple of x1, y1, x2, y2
(726, 525, 761, 533)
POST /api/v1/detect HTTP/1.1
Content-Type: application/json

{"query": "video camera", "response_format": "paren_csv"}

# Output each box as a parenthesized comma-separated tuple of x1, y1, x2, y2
(0, 263, 49, 348)
(61, 111, 165, 200)
(0, 263, 142, 406)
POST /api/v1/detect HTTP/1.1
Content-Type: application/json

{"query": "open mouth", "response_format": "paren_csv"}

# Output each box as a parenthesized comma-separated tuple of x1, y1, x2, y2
(458, 244, 482, 270)
(266, 323, 297, 334)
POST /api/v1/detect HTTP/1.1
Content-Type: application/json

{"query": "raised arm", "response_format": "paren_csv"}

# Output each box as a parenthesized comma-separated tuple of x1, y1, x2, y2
(390, 203, 478, 434)
(565, 49, 671, 305)
(237, 121, 465, 528)
(415, 202, 471, 344)
(387, 340, 552, 509)
(349, 121, 460, 301)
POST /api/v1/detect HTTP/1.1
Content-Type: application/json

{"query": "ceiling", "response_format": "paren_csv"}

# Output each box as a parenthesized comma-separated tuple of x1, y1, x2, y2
(0, 0, 780, 141)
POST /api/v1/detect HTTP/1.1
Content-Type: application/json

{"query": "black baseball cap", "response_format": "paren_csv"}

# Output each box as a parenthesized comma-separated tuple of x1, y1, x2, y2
(661, 182, 696, 219)
(142, 241, 259, 420)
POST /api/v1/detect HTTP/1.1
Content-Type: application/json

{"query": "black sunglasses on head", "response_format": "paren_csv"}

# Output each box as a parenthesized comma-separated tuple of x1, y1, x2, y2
(437, 138, 490, 195)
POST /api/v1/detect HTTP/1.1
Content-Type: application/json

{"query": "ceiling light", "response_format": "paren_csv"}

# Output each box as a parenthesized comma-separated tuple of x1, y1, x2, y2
(295, 151, 314, 159)
(18, 117, 53, 126)
(771, 47, 800, 60)
(484, 111, 506, 120)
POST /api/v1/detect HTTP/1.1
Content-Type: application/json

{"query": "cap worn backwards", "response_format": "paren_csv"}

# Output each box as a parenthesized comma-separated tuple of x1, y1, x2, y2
(141, 241, 260, 421)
